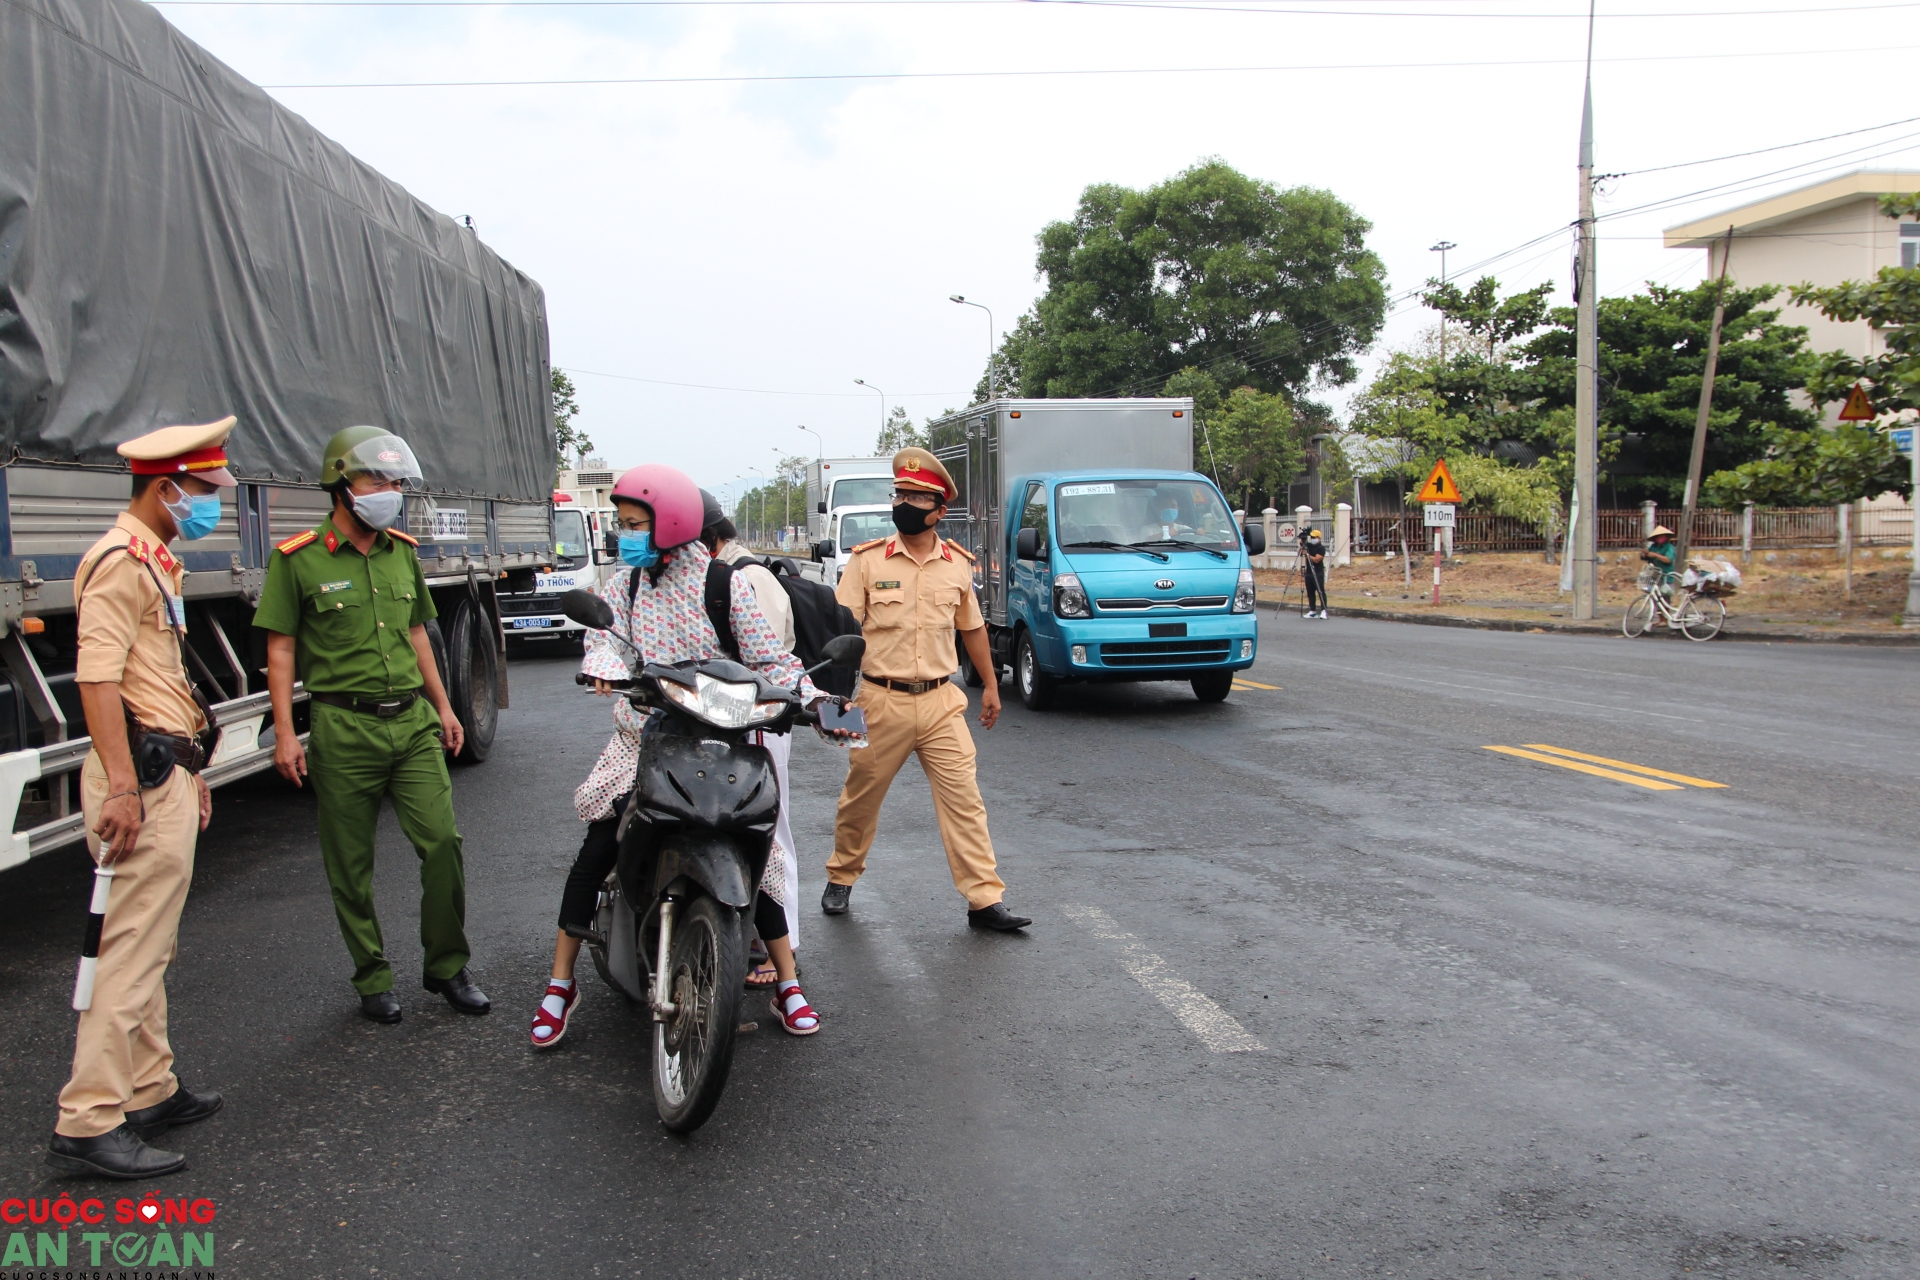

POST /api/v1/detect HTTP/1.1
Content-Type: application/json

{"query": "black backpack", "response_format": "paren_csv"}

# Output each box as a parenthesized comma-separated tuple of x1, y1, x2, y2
(638, 557, 862, 699)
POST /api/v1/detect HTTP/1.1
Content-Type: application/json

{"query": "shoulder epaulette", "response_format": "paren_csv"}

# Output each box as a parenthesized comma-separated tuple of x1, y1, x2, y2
(276, 530, 318, 555)
(851, 537, 887, 553)
(943, 538, 975, 562)
(386, 527, 420, 547)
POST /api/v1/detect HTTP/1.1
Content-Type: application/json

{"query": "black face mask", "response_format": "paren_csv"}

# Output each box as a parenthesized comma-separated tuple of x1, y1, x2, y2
(891, 502, 937, 535)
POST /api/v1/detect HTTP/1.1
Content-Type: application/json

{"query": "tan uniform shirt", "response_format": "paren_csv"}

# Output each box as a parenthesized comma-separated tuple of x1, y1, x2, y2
(835, 535, 984, 682)
(74, 513, 206, 738)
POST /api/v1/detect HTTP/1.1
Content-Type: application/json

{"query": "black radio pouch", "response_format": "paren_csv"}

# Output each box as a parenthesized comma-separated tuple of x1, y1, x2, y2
(127, 709, 181, 790)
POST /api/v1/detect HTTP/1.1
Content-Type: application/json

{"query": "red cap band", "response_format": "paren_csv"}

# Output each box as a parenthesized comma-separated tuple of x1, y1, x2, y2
(129, 446, 230, 475)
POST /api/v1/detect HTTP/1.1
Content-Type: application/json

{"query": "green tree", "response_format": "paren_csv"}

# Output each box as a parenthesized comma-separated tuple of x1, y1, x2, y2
(1163, 367, 1304, 510)
(1703, 422, 1912, 506)
(731, 453, 812, 543)
(1524, 281, 1818, 504)
(552, 368, 592, 472)
(1003, 160, 1387, 402)
(875, 405, 926, 454)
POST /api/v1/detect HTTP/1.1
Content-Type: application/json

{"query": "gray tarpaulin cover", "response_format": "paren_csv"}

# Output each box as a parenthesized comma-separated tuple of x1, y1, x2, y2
(0, 0, 556, 501)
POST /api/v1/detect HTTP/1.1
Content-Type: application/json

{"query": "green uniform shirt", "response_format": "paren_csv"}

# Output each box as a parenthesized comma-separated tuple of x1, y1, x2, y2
(253, 516, 437, 695)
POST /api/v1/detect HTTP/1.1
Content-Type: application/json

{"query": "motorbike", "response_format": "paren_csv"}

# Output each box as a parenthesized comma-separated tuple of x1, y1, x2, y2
(558, 588, 866, 1133)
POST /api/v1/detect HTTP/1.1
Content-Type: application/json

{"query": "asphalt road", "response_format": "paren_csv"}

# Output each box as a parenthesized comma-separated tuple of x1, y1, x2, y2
(2, 616, 1916, 1279)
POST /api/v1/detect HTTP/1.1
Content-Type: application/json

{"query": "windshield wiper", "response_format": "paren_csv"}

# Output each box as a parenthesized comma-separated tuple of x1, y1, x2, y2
(1061, 540, 1170, 562)
(1129, 539, 1229, 560)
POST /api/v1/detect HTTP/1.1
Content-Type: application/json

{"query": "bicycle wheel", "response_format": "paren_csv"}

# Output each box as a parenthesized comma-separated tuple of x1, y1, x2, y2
(1622, 592, 1655, 638)
(1679, 593, 1725, 641)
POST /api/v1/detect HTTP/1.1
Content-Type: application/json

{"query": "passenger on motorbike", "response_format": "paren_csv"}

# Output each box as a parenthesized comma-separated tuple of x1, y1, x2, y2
(531, 464, 826, 1046)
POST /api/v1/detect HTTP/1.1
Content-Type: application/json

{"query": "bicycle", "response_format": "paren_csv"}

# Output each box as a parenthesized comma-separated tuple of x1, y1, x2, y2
(1622, 575, 1725, 641)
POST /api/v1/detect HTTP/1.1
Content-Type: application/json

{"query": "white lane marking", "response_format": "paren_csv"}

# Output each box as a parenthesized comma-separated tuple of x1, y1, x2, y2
(1064, 904, 1265, 1054)
(1271, 653, 1700, 723)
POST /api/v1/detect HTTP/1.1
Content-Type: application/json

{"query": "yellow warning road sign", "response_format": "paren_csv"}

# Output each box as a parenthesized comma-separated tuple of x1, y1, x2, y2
(1838, 383, 1876, 421)
(1416, 458, 1463, 504)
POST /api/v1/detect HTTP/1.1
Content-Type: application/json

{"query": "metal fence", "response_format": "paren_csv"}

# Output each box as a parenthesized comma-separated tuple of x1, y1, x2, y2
(1346, 504, 1911, 554)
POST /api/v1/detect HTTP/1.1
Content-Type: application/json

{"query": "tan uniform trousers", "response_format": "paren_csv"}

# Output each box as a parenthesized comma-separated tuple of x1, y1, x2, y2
(827, 679, 1005, 909)
(55, 753, 198, 1138)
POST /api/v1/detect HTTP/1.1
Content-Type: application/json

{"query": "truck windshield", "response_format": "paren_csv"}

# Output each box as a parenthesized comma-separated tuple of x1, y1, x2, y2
(832, 477, 893, 510)
(553, 509, 589, 556)
(837, 510, 894, 548)
(1055, 480, 1239, 552)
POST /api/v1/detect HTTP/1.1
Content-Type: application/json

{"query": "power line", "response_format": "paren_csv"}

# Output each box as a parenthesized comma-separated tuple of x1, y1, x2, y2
(255, 40, 1920, 88)
(562, 366, 965, 397)
(1601, 112, 1920, 179)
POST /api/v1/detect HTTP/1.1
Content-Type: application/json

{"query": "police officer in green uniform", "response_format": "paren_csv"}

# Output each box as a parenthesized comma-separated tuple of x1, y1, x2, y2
(253, 427, 488, 1024)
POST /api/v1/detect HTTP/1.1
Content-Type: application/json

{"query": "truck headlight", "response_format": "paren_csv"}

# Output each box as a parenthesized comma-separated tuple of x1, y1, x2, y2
(1232, 567, 1256, 613)
(1053, 572, 1090, 619)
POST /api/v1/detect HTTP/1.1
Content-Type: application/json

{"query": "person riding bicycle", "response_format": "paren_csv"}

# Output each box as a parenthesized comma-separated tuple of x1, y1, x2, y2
(1641, 524, 1679, 592)
(529, 464, 827, 1047)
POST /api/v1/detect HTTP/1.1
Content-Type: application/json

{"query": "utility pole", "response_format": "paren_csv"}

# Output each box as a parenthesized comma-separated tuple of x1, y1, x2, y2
(1430, 240, 1456, 363)
(1571, 0, 1600, 621)
(1675, 226, 1735, 573)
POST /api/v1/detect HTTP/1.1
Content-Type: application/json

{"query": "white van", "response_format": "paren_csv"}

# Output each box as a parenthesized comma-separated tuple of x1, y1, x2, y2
(819, 504, 897, 585)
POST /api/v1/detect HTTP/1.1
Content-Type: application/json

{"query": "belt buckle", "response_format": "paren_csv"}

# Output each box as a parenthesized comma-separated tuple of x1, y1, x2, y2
(908, 680, 929, 694)
(373, 698, 407, 719)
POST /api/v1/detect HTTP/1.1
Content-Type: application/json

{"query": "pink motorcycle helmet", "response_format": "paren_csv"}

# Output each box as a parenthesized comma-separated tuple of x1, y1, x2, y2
(610, 464, 705, 550)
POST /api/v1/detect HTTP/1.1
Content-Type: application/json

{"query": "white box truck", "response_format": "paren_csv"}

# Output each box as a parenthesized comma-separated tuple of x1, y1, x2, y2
(805, 458, 893, 546)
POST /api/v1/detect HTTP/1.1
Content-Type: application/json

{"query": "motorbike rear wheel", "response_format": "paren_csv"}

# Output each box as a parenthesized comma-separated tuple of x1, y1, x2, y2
(652, 894, 745, 1133)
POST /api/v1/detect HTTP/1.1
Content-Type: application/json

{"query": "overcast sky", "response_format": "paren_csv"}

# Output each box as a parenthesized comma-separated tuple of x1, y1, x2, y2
(157, 0, 1920, 505)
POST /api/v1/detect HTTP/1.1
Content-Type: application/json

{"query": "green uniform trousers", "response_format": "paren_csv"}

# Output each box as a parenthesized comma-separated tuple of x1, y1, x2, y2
(307, 696, 469, 995)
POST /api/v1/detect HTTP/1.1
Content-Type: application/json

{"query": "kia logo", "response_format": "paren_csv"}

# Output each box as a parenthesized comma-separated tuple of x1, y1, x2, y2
(1155, 579, 1176, 590)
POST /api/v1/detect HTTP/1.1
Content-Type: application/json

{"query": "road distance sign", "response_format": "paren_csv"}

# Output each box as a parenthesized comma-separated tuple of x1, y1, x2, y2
(1424, 504, 1456, 528)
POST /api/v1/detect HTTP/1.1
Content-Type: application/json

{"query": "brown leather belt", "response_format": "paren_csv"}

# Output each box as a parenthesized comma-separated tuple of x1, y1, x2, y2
(863, 675, 952, 696)
(310, 690, 420, 719)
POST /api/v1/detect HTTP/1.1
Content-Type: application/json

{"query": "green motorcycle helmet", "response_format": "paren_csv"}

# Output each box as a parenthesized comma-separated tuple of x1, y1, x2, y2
(322, 426, 424, 486)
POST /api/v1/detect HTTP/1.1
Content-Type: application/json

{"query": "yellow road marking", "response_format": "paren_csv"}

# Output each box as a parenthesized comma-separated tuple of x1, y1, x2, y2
(1520, 744, 1726, 789)
(1232, 678, 1282, 690)
(1482, 746, 1681, 791)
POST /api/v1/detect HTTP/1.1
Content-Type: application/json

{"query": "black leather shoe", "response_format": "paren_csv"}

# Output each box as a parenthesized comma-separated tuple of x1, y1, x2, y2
(967, 902, 1032, 931)
(424, 967, 491, 1015)
(46, 1124, 185, 1181)
(360, 991, 403, 1024)
(820, 883, 853, 915)
(125, 1084, 223, 1140)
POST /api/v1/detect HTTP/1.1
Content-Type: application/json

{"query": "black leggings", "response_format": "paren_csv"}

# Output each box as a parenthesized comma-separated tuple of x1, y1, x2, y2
(1303, 563, 1327, 612)
(557, 798, 788, 943)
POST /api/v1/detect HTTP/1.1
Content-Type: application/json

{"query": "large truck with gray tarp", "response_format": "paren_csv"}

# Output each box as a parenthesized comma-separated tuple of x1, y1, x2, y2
(0, 0, 557, 870)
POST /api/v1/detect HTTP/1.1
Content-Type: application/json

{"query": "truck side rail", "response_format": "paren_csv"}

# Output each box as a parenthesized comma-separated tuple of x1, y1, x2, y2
(0, 686, 310, 871)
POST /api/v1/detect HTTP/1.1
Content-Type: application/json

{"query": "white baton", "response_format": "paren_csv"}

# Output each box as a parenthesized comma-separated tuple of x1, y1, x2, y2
(72, 860, 115, 1011)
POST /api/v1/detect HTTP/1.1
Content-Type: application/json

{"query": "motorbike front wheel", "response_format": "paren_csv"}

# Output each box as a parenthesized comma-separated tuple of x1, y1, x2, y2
(652, 894, 746, 1133)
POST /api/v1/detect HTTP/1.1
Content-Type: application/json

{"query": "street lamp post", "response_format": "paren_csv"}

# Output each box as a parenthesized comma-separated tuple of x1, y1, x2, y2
(950, 295, 997, 402)
(853, 379, 885, 438)
(797, 424, 825, 466)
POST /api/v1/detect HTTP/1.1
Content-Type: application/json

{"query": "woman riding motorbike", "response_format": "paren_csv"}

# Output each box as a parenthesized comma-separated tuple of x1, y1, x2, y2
(530, 464, 825, 1046)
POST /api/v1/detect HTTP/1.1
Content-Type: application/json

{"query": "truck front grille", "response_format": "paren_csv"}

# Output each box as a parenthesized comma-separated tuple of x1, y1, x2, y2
(498, 593, 563, 617)
(1095, 596, 1230, 612)
(1097, 639, 1233, 667)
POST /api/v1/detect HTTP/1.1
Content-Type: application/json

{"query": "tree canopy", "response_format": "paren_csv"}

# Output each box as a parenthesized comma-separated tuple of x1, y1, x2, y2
(552, 368, 591, 475)
(993, 160, 1387, 402)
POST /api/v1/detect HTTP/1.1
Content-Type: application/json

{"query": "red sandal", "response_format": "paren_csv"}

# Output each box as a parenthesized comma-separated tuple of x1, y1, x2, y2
(529, 982, 579, 1049)
(770, 982, 820, 1036)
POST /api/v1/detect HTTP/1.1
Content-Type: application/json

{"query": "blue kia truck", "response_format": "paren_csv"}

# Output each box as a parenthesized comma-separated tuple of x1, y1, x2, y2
(925, 399, 1267, 709)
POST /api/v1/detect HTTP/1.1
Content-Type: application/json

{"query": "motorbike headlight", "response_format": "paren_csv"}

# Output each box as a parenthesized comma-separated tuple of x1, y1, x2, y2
(1053, 572, 1090, 619)
(659, 674, 773, 730)
(1233, 567, 1256, 613)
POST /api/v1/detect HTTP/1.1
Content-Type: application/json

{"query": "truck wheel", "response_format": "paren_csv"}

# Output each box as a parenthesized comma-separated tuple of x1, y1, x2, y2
(445, 598, 499, 763)
(1015, 630, 1056, 711)
(1191, 671, 1234, 703)
(958, 635, 985, 688)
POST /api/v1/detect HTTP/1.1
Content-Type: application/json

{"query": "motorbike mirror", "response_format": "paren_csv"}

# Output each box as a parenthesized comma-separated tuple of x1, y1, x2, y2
(560, 588, 615, 630)
(820, 634, 865, 668)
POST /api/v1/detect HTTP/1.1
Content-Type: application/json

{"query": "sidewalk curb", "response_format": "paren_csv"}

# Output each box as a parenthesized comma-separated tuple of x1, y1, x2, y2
(1256, 595, 1920, 646)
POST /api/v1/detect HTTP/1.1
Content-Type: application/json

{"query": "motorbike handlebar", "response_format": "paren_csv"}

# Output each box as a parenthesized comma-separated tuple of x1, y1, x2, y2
(574, 673, 633, 688)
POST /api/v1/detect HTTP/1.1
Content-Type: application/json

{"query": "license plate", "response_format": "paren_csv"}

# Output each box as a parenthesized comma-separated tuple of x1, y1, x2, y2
(510, 617, 551, 629)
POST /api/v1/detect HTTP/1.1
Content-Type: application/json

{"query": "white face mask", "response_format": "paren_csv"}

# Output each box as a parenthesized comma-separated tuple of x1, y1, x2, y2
(351, 489, 406, 532)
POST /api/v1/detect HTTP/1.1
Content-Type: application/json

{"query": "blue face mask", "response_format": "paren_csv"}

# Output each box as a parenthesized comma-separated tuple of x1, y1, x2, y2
(162, 487, 223, 541)
(618, 530, 659, 568)
(1158, 508, 1180, 524)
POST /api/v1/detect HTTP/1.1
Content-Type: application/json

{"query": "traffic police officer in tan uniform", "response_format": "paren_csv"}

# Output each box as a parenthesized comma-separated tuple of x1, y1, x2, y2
(823, 448, 1031, 931)
(46, 419, 235, 1180)
(253, 426, 485, 1024)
